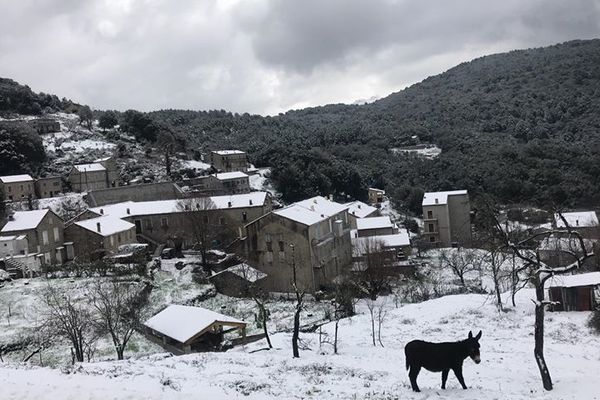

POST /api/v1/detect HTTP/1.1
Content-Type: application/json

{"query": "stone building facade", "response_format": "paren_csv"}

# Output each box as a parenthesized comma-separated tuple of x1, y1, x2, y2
(64, 216, 137, 261)
(210, 150, 248, 172)
(34, 176, 63, 198)
(0, 174, 35, 201)
(422, 190, 472, 247)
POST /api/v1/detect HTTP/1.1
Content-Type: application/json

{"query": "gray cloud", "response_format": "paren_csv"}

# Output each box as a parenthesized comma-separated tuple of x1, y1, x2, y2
(0, 0, 599, 115)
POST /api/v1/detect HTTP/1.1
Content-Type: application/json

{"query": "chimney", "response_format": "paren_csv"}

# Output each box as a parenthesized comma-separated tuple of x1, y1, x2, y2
(249, 199, 253, 205)
(358, 204, 361, 209)
(100, 209, 104, 215)
(126, 208, 130, 215)
(96, 222, 101, 233)
(228, 201, 232, 208)
(313, 198, 318, 204)
(435, 198, 439, 204)
(310, 205, 315, 211)
(576, 219, 579, 226)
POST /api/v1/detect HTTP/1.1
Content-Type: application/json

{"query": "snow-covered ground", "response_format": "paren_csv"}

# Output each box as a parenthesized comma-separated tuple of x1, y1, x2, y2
(1, 288, 598, 399)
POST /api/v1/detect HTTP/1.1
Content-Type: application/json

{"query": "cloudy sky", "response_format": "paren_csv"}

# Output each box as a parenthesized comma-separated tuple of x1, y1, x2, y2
(1, 0, 599, 115)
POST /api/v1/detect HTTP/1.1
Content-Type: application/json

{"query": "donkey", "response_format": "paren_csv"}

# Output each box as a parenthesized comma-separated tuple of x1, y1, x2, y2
(404, 330, 482, 392)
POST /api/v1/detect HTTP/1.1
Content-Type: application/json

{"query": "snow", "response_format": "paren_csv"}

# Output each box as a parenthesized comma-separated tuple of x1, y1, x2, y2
(345, 200, 377, 218)
(1, 209, 49, 232)
(356, 216, 394, 231)
(212, 263, 267, 283)
(275, 196, 347, 226)
(391, 145, 442, 159)
(73, 163, 106, 172)
(555, 211, 599, 228)
(422, 190, 468, 206)
(547, 271, 600, 288)
(60, 139, 116, 153)
(209, 192, 267, 209)
(0, 174, 34, 183)
(182, 160, 211, 171)
(213, 150, 245, 155)
(74, 216, 135, 237)
(144, 304, 245, 344)
(352, 231, 411, 250)
(213, 171, 248, 180)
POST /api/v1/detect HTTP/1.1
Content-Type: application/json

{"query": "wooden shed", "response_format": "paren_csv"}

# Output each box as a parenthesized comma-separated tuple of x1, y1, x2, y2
(143, 305, 246, 354)
(548, 272, 600, 311)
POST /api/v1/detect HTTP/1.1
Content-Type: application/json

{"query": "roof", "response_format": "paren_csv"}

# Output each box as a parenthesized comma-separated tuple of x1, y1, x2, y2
(352, 231, 411, 255)
(212, 150, 245, 155)
(144, 304, 245, 344)
(94, 157, 112, 162)
(74, 163, 106, 172)
(0, 174, 34, 183)
(345, 201, 377, 218)
(211, 263, 267, 282)
(213, 171, 249, 180)
(356, 216, 394, 231)
(547, 272, 600, 288)
(273, 196, 348, 226)
(1, 209, 50, 232)
(74, 216, 135, 237)
(90, 192, 268, 218)
(0, 235, 27, 242)
(422, 190, 468, 206)
(555, 212, 599, 228)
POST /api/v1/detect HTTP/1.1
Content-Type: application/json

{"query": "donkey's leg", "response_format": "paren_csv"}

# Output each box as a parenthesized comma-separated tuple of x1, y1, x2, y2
(453, 366, 468, 389)
(441, 369, 450, 389)
(408, 365, 422, 392)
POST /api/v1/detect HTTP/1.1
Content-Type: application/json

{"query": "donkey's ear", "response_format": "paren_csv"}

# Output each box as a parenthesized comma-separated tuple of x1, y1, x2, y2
(468, 331, 473, 339)
(475, 330, 482, 340)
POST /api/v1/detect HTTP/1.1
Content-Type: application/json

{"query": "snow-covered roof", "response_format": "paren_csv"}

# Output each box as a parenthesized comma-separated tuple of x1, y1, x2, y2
(213, 171, 249, 180)
(74, 163, 106, 172)
(345, 201, 377, 218)
(1, 210, 50, 232)
(94, 156, 112, 162)
(274, 196, 348, 226)
(211, 263, 267, 282)
(0, 174, 34, 183)
(555, 212, 599, 228)
(91, 192, 268, 218)
(212, 150, 245, 155)
(0, 235, 27, 241)
(356, 216, 394, 231)
(144, 304, 245, 344)
(352, 231, 411, 255)
(547, 272, 600, 288)
(74, 216, 135, 237)
(539, 235, 594, 252)
(422, 190, 468, 206)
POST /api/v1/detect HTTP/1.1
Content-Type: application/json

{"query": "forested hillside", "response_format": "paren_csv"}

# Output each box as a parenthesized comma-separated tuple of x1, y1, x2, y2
(3, 39, 600, 213)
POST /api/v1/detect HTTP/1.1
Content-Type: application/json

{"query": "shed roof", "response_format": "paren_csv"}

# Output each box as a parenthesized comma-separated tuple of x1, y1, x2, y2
(74, 163, 106, 172)
(1, 209, 50, 232)
(547, 272, 600, 288)
(212, 150, 245, 155)
(0, 174, 34, 183)
(345, 201, 377, 218)
(144, 304, 245, 344)
(74, 216, 135, 237)
(213, 171, 249, 180)
(211, 263, 267, 283)
(555, 211, 599, 228)
(352, 231, 410, 256)
(356, 216, 394, 231)
(422, 190, 468, 206)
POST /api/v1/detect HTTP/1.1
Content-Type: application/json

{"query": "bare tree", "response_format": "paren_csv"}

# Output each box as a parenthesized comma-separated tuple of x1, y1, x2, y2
(332, 276, 356, 354)
(54, 196, 87, 221)
(290, 244, 306, 358)
(439, 248, 481, 288)
(495, 212, 594, 391)
(39, 285, 95, 363)
(89, 280, 147, 360)
(352, 237, 393, 300)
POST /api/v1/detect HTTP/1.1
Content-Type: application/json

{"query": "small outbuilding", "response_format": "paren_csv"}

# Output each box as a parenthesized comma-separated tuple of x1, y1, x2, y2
(143, 305, 246, 354)
(548, 272, 600, 311)
(209, 262, 267, 297)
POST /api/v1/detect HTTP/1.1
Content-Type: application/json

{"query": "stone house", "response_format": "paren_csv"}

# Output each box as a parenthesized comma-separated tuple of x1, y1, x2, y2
(354, 216, 398, 238)
(86, 182, 184, 207)
(0, 235, 29, 259)
(345, 200, 379, 229)
(183, 172, 250, 196)
(34, 176, 63, 198)
(553, 211, 600, 240)
(1, 209, 69, 266)
(0, 174, 35, 201)
(28, 118, 60, 134)
(65, 216, 137, 261)
(422, 190, 472, 247)
(368, 188, 385, 205)
(210, 150, 248, 172)
(69, 157, 120, 192)
(243, 196, 353, 293)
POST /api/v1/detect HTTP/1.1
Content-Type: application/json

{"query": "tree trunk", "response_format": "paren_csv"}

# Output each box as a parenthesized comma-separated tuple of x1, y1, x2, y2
(534, 280, 553, 391)
(257, 301, 272, 349)
(117, 347, 124, 361)
(292, 304, 301, 358)
(334, 319, 339, 354)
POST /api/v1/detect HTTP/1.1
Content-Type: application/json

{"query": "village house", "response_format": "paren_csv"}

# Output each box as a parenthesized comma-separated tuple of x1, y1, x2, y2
(345, 200, 379, 229)
(354, 216, 398, 238)
(34, 176, 63, 198)
(0, 174, 35, 201)
(0, 209, 70, 266)
(28, 118, 60, 134)
(351, 229, 412, 271)
(547, 272, 600, 311)
(183, 172, 250, 195)
(553, 211, 600, 240)
(69, 156, 120, 192)
(422, 190, 472, 247)
(368, 188, 386, 206)
(243, 196, 353, 293)
(143, 304, 247, 354)
(210, 150, 248, 172)
(0, 235, 42, 277)
(0, 235, 28, 259)
(64, 215, 137, 261)
(86, 182, 184, 207)
(87, 192, 272, 248)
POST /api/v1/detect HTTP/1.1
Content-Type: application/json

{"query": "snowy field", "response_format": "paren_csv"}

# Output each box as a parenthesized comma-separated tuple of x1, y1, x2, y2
(1, 287, 598, 399)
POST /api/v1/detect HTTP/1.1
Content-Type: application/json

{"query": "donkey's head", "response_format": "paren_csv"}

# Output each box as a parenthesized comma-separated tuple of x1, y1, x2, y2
(465, 330, 482, 364)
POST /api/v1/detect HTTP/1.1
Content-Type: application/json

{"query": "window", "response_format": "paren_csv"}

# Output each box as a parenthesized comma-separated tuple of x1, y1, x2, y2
(428, 223, 434, 232)
(7, 186, 11, 193)
(118, 233, 122, 243)
(429, 236, 435, 243)
(278, 241, 285, 252)
(427, 210, 433, 219)
(242, 212, 247, 222)
(161, 217, 169, 228)
(203, 215, 209, 224)
(219, 217, 225, 225)
(53, 227, 59, 242)
(110, 236, 114, 246)
(144, 219, 153, 229)
(42, 230, 49, 245)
